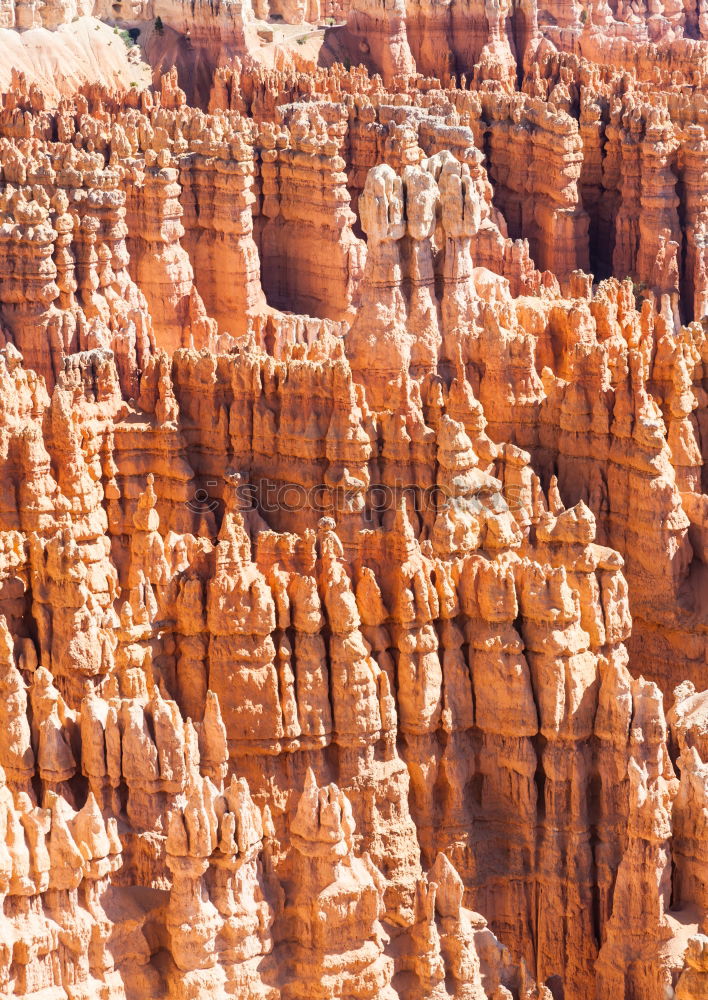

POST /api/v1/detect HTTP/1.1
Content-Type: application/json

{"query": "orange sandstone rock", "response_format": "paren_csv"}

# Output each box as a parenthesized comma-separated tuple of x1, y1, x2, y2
(0, 16, 707, 1000)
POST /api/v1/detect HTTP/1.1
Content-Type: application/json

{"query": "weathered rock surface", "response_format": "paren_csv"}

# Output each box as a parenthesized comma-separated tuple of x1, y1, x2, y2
(0, 1, 708, 997)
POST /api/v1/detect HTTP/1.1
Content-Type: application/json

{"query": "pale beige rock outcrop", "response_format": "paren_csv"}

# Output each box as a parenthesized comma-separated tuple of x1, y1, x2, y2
(677, 936, 708, 1000)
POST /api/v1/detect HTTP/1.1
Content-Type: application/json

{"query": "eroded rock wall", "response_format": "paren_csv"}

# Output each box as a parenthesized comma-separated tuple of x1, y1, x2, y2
(0, 6, 708, 995)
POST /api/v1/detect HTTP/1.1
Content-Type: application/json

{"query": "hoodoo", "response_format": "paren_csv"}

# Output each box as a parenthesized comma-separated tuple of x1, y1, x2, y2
(0, 0, 708, 996)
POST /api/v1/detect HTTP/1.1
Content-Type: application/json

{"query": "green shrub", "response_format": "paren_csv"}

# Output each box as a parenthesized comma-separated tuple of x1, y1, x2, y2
(117, 27, 135, 47)
(630, 278, 648, 309)
(154, 15, 164, 33)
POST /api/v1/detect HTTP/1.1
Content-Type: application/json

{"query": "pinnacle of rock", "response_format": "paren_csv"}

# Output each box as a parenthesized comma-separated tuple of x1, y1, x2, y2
(0, 3, 707, 998)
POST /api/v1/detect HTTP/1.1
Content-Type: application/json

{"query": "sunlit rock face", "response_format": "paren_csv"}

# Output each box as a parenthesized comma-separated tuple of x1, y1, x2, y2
(1, 1, 708, 995)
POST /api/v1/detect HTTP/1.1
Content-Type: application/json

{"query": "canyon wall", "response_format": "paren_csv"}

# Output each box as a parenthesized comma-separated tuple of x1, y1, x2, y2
(1, 0, 708, 994)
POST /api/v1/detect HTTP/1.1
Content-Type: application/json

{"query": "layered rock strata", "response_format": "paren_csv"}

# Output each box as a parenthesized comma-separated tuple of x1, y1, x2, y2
(0, 307, 691, 998)
(0, 5, 708, 997)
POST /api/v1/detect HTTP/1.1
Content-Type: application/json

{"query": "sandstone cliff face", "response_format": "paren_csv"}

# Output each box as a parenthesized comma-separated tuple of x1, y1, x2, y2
(1, 0, 708, 996)
(0, 315, 668, 1000)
